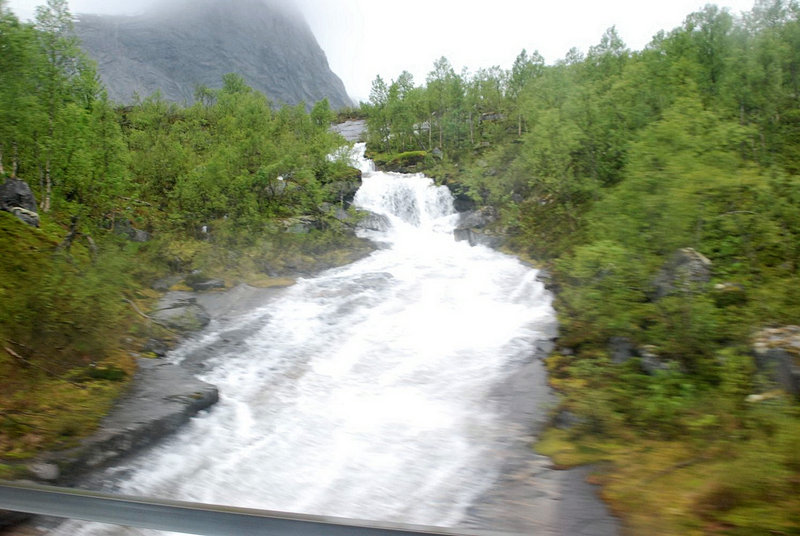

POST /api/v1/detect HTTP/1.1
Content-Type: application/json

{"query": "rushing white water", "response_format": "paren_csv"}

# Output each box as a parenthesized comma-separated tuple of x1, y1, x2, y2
(56, 143, 556, 535)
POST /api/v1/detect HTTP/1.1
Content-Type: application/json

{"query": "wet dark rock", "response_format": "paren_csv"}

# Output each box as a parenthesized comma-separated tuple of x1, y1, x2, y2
(453, 206, 503, 248)
(151, 294, 211, 332)
(753, 326, 800, 397)
(652, 248, 711, 299)
(454, 207, 498, 230)
(448, 183, 477, 212)
(609, 336, 635, 364)
(43, 358, 218, 482)
(0, 178, 39, 227)
(454, 228, 504, 249)
(141, 338, 169, 357)
(323, 180, 362, 206)
(186, 277, 225, 292)
(356, 211, 391, 232)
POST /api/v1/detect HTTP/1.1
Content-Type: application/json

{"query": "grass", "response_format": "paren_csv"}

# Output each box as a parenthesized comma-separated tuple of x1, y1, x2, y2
(0, 350, 135, 476)
(537, 360, 800, 535)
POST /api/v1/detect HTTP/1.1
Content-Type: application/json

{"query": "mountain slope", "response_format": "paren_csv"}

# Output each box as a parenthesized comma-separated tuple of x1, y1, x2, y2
(75, 0, 352, 107)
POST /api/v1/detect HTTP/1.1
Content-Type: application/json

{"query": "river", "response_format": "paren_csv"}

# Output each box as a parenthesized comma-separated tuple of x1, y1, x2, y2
(50, 144, 613, 535)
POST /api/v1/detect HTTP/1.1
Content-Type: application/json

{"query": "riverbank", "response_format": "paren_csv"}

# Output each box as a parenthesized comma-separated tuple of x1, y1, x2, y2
(7, 140, 620, 535)
(461, 336, 620, 535)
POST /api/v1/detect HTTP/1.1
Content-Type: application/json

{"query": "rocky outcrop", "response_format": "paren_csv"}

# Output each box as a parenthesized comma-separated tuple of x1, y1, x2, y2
(184, 272, 226, 292)
(453, 206, 504, 248)
(75, 0, 352, 108)
(652, 248, 712, 299)
(455, 207, 498, 230)
(753, 326, 800, 397)
(150, 294, 211, 332)
(40, 358, 218, 482)
(454, 228, 504, 248)
(0, 178, 39, 227)
(330, 120, 367, 142)
(448, 182, 477, 212)
(356, 211, 391, 233)
(324, 179, 362, 206)
(371, 151, 428, 173)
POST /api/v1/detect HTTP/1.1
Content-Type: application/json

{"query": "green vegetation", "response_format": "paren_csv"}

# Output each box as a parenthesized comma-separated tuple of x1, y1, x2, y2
(0, 0, 362, 466)
(364, 1, 800, 533)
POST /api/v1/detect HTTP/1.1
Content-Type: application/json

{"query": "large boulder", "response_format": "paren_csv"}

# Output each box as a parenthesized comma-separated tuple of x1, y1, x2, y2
(652, 248, 712, 299)
(447, 182, 477, 212)
(753, 326, 800, 397)
(454, 207, 498, 230)
(608, 336, 635, 364)
(453, 206, 503, 248)
(323, 179, 362, 207)
(0, 178, 39, 227)
(356, 211, 392, 233)
(151, 294, 211, 332)
(453, 228, 504, 249)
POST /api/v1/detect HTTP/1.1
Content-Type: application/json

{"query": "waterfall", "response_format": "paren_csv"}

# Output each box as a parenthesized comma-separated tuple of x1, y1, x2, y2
(55, 143, 557, 535)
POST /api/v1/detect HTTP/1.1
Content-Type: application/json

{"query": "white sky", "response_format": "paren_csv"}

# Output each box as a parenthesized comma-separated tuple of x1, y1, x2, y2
(7, 0, 758, 102)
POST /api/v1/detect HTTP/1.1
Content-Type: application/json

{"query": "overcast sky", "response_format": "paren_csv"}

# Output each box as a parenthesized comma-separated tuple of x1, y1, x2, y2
(7, 0, 758, 102)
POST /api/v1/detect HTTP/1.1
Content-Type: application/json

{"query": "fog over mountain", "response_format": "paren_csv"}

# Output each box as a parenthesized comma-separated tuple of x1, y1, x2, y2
(74, 0, 352, 107)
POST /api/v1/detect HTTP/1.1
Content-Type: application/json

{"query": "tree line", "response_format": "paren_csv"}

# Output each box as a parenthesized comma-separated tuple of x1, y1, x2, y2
(0, 0, 355, 463)
(364, 1, 800, 532)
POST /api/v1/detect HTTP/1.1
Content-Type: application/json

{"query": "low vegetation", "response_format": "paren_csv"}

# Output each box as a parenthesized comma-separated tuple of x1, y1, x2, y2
(364, 1, 800, 533)
(0, 0, 363, 467)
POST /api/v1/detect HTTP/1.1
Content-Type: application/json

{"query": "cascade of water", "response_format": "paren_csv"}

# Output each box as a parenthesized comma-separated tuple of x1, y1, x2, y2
(56, 144, 557, 536)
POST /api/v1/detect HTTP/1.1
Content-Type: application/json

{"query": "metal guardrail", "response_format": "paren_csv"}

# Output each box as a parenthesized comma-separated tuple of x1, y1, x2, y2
(0, 480, 512, 536)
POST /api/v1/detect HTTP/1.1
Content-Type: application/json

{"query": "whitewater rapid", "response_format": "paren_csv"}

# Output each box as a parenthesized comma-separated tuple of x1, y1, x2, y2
(56, 143, 557, 535)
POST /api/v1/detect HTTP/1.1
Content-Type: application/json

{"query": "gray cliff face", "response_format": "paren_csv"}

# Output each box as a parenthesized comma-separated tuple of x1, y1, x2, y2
(75, 0, 352, 108)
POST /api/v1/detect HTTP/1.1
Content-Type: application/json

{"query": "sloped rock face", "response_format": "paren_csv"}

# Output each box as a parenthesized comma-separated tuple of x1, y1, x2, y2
(75, 0, 352, 108)
(453, 207, 503, 248)
(43, 358, 218, 482)
(151, 294, 211, 332)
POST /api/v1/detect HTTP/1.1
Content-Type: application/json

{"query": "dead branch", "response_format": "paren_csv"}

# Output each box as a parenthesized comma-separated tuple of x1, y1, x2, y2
(3, 345, 85, 389)
(123, 298, 177, 334)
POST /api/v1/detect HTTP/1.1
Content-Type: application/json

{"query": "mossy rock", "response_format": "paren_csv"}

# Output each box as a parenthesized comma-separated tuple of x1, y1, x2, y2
(372, 151, 429, 173)
(712, 282, 747, 307)
(329, 166, 362, 182)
